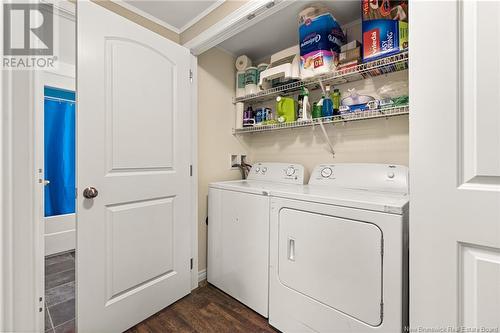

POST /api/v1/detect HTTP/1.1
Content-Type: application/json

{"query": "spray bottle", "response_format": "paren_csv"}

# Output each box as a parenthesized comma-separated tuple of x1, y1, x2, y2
(322, 85, 334, 117)
(299, 87, 311, 121)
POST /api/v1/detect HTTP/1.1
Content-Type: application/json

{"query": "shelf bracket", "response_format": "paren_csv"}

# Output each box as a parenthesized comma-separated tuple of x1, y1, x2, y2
(318, 120, 335, 157)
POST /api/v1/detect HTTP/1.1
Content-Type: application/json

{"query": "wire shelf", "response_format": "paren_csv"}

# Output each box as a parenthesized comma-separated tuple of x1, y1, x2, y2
(232, 105, 409, 135)
(233, 51, 409, 104)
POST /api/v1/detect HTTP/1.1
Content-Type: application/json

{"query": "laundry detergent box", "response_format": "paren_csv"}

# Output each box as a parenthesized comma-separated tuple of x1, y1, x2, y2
(362, 19, 408, 62)
(299, 8, 346, 79)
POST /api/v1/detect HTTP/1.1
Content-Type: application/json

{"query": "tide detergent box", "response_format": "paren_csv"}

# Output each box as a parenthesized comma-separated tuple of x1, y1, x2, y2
(299, 12, 346, 79)
(362, 19, 408, 62)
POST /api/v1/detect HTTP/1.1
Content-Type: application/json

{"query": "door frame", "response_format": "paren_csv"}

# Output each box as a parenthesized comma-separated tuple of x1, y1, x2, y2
(34, 62, 76, 257)
(1, 7, 199, 333)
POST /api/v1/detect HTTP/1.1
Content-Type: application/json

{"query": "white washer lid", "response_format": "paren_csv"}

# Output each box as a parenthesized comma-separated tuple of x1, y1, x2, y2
(209, 180, 306, 196)
(271, 185, 409, 214)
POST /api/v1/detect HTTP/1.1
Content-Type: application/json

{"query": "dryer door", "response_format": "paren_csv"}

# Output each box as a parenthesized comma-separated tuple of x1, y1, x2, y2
(278, 208, 383, 326)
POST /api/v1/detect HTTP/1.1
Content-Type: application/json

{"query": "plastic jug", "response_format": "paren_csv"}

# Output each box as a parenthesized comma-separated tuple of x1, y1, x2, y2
(276, 96, 297, 123)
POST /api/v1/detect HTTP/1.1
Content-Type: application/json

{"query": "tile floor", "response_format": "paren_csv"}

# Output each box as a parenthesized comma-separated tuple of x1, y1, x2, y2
(45, 251, 76, 333)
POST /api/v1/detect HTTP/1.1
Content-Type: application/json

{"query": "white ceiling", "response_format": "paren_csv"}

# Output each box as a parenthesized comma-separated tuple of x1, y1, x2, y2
(121, 0, 224, 33)
(218, 0, 360, 61)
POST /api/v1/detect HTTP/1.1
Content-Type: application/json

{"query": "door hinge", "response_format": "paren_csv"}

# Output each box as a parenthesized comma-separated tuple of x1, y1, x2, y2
(75, 188, 78, 198)
(380, 238, 384, 257)
(380, 301, 384, 321)
(189, 164, 193, 176)
(189, 69, 193, 83)
(190, 258, 193, 270)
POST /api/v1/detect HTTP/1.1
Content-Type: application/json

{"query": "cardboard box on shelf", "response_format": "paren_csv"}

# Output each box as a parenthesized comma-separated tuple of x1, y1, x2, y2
(341, 40, 361, 53)
(362, 0, 408, 21)
(362, 19, 408, 62)
(339, 47, 361, 64)
(337, 60, 360, 71)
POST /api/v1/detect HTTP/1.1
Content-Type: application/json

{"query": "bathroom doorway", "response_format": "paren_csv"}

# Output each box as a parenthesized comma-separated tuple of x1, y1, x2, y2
(35, 66, 77, 333)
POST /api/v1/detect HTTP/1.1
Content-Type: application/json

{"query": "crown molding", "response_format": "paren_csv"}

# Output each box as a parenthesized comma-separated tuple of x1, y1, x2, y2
(178, 0, 226, 33)
(113, 0, 227, 36)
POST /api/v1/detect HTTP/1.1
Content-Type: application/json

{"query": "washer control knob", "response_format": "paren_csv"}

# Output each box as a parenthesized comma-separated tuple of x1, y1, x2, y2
(388, 172, 395, 179)
(285, 167, 295, 177)
(255, 167, 260, 173)
(262, 167, 267, 174)
(320, 167, 333, 178)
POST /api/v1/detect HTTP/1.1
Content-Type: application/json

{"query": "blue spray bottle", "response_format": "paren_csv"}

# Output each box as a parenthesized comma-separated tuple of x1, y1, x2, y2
(322, 85, 334, 117)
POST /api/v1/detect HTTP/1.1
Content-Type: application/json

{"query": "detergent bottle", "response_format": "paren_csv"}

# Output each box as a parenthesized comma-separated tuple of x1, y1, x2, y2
(322, 85, 334, 117)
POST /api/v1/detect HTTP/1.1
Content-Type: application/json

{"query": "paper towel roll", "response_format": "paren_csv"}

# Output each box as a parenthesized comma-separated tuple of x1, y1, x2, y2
(235, 103, 244, 129)
(236, 71, 245, 97)
(235, 55, 252, 71)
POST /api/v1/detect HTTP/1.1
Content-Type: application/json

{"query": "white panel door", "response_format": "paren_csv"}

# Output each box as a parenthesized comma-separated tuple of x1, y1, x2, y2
(410, 0, 500, 330)
(77, 2, 192, 332)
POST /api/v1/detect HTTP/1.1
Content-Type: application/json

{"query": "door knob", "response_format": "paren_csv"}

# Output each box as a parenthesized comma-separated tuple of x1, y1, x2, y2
(83, 187, 98, 199)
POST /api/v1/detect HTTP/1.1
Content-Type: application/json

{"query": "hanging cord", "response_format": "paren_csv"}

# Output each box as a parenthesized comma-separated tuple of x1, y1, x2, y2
(237, 164, 247, 179)
(237, 160, 252, 179)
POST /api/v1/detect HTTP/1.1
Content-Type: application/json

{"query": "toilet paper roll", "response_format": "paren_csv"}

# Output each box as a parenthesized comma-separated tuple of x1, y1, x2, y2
(235, 103, 244, 129)
(235, 55, 252, 71)
(236, 71, 245, 98)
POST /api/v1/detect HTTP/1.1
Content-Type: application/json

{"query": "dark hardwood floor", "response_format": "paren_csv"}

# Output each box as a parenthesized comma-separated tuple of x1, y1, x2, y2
(126, 282, 279, 333)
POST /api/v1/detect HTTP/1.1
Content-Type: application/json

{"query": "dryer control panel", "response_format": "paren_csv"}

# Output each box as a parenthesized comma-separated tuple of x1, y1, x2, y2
(309, 163, 409, 193)
(248, 162, 305, 184)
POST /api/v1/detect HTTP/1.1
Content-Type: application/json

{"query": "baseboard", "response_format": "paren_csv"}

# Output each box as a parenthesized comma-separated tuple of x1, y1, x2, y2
(198, 269, 207, 283)
(45, 229, 75, 256)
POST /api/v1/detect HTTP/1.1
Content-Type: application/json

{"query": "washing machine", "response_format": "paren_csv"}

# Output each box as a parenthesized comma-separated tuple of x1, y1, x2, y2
(268, 163, 409, 332)
(208, 162, 305, 317)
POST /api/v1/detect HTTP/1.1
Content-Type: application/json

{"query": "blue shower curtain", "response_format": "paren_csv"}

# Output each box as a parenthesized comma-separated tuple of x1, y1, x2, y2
(44, 87, 76, 217)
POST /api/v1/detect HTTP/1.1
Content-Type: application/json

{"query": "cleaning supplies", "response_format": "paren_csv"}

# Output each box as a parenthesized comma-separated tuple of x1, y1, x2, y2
(302, 87, 311, 121)
(312, 102, 322, 118)
(332, 89, 341, 115)
(297, 87, 311, 121)
(341, 88, 375, 113)
(243, 106, 255, 127)
(276, 96, 297, 123)
(321, 85, 334, 117)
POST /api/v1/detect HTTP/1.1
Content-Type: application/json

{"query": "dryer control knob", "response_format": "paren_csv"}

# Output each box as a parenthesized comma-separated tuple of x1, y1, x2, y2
(320, 167, 333, 178)
(255, 167, 260, 173)
(388, 172, 395, 179)
(262, 167, 267, 173)
(285, 167, 295, 176)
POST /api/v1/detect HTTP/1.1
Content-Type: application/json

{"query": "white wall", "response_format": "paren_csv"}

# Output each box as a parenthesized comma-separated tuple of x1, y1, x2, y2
(197, 48, 249, 272)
